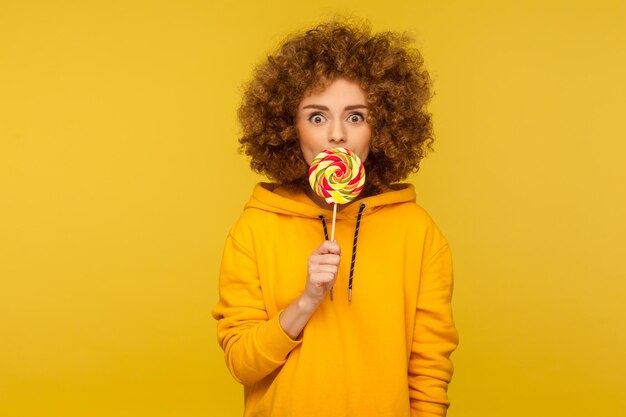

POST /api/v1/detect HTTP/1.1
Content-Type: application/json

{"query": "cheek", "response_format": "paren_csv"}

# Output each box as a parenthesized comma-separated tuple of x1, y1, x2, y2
(296, 133, 315, 165)
(359, 149, 370, 164)
(298, 143, 311, 164)
(359, 129, 373, 161)
(296, 126, 320, 156)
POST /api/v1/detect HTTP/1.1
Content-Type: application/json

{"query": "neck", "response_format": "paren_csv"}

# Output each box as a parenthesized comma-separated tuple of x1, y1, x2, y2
(303, 187, 369, 212)
(304, 187, 336, 211)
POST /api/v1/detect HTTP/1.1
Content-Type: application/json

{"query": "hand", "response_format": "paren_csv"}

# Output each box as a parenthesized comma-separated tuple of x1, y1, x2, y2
(279, 241, 341, 339)
(302, 240, 341, 309)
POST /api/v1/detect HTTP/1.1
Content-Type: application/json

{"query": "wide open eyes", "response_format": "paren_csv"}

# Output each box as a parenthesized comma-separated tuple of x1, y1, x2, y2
(346, 112, 366, 123)
(306, 112, 366, 125)
(308, 113, 327, 124)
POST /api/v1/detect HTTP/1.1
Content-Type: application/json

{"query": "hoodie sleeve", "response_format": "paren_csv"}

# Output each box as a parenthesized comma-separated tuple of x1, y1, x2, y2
(408, 242, 459, 417)
(212, 232, 302, 386)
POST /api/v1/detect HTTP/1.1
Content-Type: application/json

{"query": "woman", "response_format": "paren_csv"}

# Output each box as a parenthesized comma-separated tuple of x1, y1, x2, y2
(212, 21, 458, 417)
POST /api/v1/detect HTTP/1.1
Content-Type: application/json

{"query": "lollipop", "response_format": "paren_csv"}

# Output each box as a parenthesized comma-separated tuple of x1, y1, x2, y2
(308, 147, 365, 240)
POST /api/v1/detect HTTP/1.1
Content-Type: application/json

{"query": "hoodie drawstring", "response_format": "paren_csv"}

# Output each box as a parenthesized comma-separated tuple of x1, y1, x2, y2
(348, 202, 366, 301)
(318, 202, 367, 302)
(317, 214, 334, 300)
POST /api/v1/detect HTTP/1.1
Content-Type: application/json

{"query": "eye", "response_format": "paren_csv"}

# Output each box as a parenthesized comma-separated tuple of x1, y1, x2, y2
(347, 112, 366, 123)
(308, 113, 327, 124)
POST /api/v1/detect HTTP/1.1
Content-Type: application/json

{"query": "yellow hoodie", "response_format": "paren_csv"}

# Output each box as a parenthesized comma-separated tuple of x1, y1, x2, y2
(212, 183, 458, 417)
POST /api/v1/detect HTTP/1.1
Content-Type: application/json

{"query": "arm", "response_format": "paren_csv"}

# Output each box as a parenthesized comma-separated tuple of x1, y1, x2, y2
(279, 240, 340, 339)
(408, 243, 459, 417)
(212, 234, 340, 386)
(212, 234, 298, 386)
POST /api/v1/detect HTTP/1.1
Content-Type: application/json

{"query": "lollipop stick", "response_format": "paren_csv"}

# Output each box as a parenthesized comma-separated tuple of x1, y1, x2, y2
(330, 204, 337, 241)
(329, 203, 337, 302)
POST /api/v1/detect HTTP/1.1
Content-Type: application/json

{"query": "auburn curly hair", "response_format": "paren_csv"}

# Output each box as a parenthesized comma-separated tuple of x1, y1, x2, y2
(238, 21, 433, 194)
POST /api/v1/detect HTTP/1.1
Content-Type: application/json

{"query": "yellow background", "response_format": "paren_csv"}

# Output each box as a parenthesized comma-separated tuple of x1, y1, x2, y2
(1, 1, 625, 416)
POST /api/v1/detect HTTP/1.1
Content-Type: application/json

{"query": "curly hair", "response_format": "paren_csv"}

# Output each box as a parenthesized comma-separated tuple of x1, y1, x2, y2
(238, 20, 434, 194)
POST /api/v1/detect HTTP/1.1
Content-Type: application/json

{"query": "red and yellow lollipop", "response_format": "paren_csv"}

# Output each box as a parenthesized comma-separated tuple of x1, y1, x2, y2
(308, 147, 366, 240)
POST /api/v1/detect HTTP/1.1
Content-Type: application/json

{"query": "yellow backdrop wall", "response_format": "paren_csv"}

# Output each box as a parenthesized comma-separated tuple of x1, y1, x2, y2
(1, 1, 625, 416)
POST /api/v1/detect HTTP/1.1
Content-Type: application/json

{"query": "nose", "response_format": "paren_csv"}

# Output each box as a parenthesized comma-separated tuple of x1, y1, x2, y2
(329, 120, 346, 143)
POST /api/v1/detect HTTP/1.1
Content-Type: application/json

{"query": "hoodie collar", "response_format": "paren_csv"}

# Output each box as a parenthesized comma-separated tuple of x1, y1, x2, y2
(245, 182, 417, 219)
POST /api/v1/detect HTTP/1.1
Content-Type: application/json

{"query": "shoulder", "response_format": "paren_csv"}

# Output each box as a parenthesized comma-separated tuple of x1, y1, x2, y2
(228, 206, 275, 244)
(394, 201, 446, 236)
(366, 185, 439, 230)
(367, 194, 448, 254)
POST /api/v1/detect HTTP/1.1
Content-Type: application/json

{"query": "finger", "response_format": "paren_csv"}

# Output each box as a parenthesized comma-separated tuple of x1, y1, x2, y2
(310, 272, 338, 286)
(309, 264, 339, 276)
(309, 254, 341, 266)
(313, 240, 341, 255)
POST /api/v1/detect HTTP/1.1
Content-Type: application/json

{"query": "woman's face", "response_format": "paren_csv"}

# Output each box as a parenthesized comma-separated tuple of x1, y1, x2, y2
(296, 78, 372, 165)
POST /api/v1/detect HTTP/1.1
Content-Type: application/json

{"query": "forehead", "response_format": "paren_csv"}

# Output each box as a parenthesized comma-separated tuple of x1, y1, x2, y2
(299, 78, 367, 107)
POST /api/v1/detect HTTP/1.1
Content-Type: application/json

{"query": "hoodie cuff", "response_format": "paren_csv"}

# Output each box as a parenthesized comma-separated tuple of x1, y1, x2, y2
(256, 310, 302, 362)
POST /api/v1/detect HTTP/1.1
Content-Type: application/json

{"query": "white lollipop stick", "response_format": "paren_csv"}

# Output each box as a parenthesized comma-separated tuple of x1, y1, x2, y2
(330, 204, 337, 241)
(330, 203, 338, 301)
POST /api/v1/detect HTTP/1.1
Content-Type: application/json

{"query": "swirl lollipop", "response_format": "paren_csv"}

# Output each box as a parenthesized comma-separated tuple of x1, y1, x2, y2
(308, 147, 365, 240)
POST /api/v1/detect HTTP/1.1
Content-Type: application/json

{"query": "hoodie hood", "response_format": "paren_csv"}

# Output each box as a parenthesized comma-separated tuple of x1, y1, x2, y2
(245, 182, 418, 219)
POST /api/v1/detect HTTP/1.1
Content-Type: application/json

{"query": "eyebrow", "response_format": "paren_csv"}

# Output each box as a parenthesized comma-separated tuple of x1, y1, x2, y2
(301, 104, 369, 111)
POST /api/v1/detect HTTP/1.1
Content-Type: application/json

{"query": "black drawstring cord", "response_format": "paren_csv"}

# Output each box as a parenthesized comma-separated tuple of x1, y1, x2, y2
(348, 202, 367, 302)
(317, 202, 367, 302)
(318, 214, 329, 240)
(317, 215, 333, 300)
